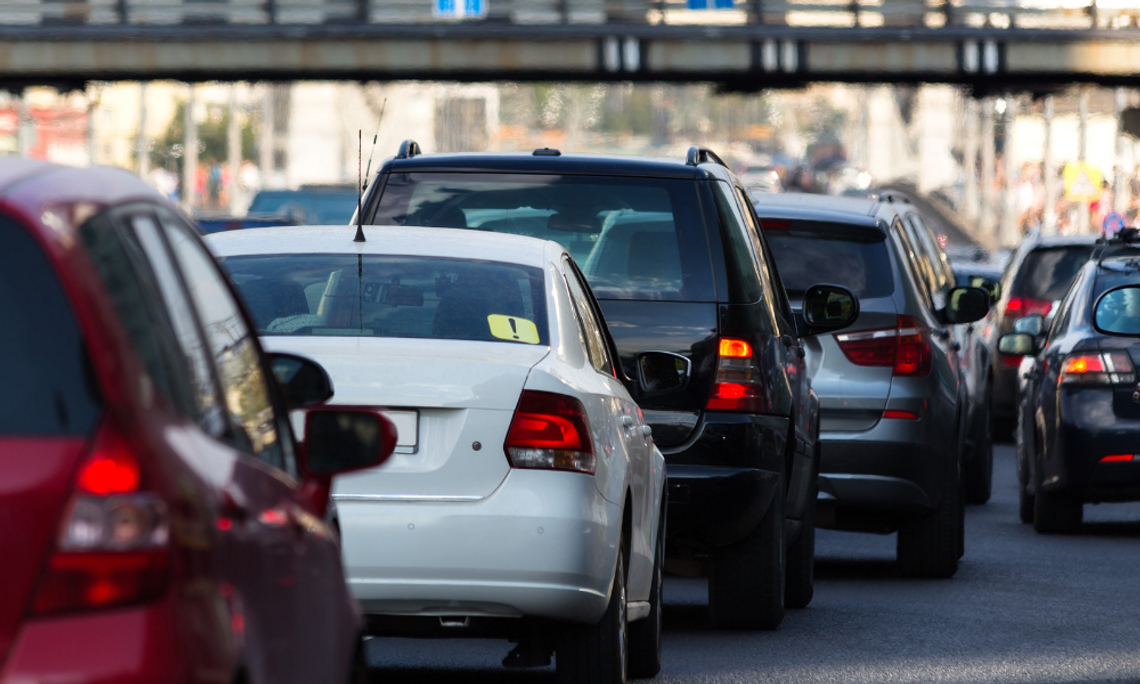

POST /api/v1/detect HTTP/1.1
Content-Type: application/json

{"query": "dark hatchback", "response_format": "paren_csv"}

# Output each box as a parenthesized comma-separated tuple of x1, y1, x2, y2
(356, 143, 859, 629)
(987, 233, 1098, 429)
(1003, 236, 1140, 533)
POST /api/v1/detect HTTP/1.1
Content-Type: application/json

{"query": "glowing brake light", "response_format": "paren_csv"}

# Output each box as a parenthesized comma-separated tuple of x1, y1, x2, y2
(707, 338, 765, 412)
(31, 419, 169, 615)
(834, 315, 932, 377)
(505, 390, 595, 474)
(883, 410, 919, 420)
(1060, 351, 1135, 385)
(1005, 296, 1052, 319)
(1101, 454, 1135, 463)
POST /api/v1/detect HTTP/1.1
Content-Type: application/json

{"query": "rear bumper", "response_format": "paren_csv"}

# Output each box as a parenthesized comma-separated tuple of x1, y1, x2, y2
(338, 469, 621, 625)
(1042, 389, 1140, 501)
(660, 411, 787, 548)
(816, 411, 955, 529)
(1, 597, 194, 684)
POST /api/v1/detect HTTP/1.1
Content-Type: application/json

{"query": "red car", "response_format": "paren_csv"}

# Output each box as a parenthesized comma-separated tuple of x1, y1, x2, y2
(0, 160, 395, 684)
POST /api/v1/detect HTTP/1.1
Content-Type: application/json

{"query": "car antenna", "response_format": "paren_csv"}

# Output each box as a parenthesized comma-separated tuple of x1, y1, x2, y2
(354, 129, 365, 243)
(363, 98, 386, 193)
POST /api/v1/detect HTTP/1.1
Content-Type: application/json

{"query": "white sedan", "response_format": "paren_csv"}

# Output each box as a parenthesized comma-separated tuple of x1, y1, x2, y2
(208, 225, 673, 684)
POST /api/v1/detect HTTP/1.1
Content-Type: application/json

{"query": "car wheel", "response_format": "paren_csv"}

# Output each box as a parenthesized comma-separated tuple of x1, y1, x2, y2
(964, 411, 993, 505)
(557, 539, 628, 684)
(897, 472, 961, 579)
(1033, 488, 1082, 534)
(1018, 483, 1035, 524)
(784, 480, 816, 610)
(709, 475, 785, 630)
(628, 505, 664, 679)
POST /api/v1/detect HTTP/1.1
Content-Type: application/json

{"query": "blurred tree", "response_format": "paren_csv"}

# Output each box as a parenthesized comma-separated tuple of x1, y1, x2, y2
(152, 99, 255, 171)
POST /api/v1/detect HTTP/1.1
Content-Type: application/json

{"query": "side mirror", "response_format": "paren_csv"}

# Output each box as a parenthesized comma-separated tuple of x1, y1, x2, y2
(801, 283, 860, 334)
(1013, 314, 1044, 336)
(998, 332, 1036, 356)
(945, 286, 990, 324)
(1093, 285, 1140, 336)
(295, 406, 397, 515)
(637, 351, 690, 394)
(269, 353, 334, 411)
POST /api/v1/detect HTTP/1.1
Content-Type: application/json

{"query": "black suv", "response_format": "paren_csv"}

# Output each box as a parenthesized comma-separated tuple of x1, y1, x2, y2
(356, 143, 858, 629)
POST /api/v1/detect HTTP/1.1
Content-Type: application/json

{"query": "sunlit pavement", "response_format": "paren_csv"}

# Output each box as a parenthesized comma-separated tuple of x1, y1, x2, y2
(364, 443, 1140, 683)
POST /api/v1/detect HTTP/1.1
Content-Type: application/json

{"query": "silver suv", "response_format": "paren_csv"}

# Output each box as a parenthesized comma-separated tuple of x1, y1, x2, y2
(755, 194, 990, 578)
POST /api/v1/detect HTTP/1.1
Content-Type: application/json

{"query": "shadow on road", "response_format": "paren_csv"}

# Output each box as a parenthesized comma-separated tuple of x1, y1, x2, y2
(1076, 521, 1140, 538)
(814, 557, 899, 580)
(368, 668, 555, 683)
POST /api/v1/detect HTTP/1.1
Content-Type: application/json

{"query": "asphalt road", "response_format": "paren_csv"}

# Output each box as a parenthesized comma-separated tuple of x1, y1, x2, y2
(364, 443, 1140, 684)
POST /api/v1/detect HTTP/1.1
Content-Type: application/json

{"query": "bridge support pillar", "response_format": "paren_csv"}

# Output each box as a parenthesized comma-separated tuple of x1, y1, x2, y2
(1077, 89, 1090, 234)
(1043, 95, 1056, 235)
(963, 97, 978, 223)
(980, 97, 996, 241)
(1001, 93, 1019, 246)
(183, 85, 198, 213)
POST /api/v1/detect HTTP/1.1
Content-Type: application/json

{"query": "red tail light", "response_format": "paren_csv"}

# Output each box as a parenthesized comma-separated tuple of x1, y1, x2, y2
(1060, 351, 1135, 385)
(883, 410, 919, 420)
(1101, 454, 1135, 463)
(1005, 296, 1052, 319)
(505, 390, 595, 475)
(31, 419, 169, 616)
(707, 338, 766, 412)
(834, 315, 932, 377)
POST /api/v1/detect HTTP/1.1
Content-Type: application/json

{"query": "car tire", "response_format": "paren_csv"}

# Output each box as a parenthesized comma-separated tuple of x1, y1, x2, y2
(557, 540, 628, 684)
(784, 481, 816, 610)
(709, 476, 785, 630)
(1033, 488, 1082, 534)
(964, 412, 993, 505)
(628, 505, 664, 679)
(1019, 484, 1035, 524)
(897, 473, 961, 579)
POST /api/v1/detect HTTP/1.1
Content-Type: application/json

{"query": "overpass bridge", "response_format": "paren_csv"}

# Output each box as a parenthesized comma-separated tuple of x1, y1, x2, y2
(2, 0, 1140, 89)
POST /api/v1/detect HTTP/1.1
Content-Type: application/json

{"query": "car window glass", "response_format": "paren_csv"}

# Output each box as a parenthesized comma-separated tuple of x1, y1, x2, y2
(78, 211, 198, 420)
(765, 221, 894, 299)
(0, 216, 101, 435)
(371, 173, 714, 302)
(711, 181, 762, 303)
(563, 259, 614, 375)
(1013, 246, 1096, 302)
(129, 212, 228, 437)
(902, 215, 941, 296)
(738, 187, 795, 331)
(221, 254, 548, 346)
(892, 219, 935, 310)
(157, 211, 288, 471)
(907, 214, 952, 291)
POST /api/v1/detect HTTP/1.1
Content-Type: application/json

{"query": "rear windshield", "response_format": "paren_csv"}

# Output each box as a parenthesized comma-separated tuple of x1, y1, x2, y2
(220, 254, 549, 346)
(763, 222, 894, 299)
(0, 217, 101, 435)
(249, 191, 357, 224)
(370, 173, 714, 302)
(1013, 246, 1094, 301)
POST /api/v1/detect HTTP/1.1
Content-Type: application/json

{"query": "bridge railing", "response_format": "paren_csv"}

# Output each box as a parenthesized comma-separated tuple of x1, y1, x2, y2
(0, 0, 1132, 29)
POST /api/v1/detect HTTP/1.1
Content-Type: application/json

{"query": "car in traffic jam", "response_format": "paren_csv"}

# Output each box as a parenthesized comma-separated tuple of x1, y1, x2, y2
(3, 141, 1140, 684)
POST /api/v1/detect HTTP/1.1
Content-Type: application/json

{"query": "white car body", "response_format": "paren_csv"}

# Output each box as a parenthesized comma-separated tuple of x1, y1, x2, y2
(207, 225, 666, 627)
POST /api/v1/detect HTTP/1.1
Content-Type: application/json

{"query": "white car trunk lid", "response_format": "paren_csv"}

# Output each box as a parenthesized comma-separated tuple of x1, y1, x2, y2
(262, 337, 549, 501)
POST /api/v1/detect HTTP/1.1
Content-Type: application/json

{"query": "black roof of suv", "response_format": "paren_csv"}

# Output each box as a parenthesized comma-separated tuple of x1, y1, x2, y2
(357, 142, 857, 625)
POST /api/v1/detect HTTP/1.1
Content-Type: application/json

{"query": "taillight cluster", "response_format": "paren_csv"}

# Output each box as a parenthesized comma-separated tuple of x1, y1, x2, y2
(834, 315, 932, 377)
(1059, 351, 1136, 386)
(1005, 296, 1052, 319)
(707, 338, 766, 412)
(31, 420, 169, 615)
(505, 390, 596, 475)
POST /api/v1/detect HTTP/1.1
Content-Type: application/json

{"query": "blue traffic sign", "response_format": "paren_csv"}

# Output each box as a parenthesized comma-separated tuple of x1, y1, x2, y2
(436, 0, 485, 18)
(688, 0, 735, 8)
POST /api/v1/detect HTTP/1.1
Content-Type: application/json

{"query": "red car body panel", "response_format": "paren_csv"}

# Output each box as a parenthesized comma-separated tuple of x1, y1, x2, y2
(0, 161, 363, 684)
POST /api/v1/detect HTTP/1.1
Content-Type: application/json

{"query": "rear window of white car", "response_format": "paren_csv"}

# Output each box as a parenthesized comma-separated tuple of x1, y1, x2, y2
(220, 254, 549, 346)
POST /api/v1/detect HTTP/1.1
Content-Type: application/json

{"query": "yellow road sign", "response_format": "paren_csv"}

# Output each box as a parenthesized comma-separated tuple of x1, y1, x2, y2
(1063, 162, 1104, 203)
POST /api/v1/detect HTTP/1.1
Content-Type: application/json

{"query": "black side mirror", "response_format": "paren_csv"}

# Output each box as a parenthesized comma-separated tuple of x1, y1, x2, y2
(1093, 285, 1140, 336)
(945, 286, 990, 324)
(998, 332, 1036, 356)
(302, 407, 397, 477)
(269, 352, 334, 410)
(1013, 313, 1044, 336)
(636, 351, 690, 394)
(801, 283, 860, 334)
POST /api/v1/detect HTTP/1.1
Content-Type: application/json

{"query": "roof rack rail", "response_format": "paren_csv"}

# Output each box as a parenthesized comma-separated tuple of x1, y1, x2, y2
(396, 139, 421, 160)
(1094, 227, 1140, 263)
(876, 189, 911, 204)
(686, 145, 727, 168)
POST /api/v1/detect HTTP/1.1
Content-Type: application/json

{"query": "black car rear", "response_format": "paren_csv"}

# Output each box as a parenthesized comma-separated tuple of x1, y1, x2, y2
(987, 234, 1097, 426)
(359, 143, 859, 628)
(1006, 237, 1140, 534)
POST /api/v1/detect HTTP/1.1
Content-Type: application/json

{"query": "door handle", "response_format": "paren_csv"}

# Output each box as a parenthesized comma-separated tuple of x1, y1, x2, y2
(621, 415, 635, 430)
(641, 425, 653, 438)
(781, 334, 795, 348)
(936, 328, 952, 341)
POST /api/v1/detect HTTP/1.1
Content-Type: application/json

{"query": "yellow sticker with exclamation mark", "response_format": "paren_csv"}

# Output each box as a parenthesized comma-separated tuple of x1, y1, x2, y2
(487, 314, 540, 344)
